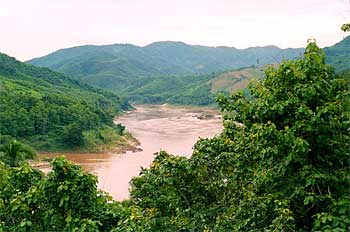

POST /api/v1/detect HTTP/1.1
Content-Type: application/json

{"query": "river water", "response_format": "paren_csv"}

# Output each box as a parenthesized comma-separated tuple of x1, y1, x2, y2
(40, 104, 223, 200)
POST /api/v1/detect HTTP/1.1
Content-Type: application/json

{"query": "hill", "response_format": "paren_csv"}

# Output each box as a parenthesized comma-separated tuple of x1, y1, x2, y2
(209, 65, 269, 93)
(0, 53, 134, 151)
(27, 38, 349, 106)
(27, 42, 303, 92)
(118, 66, 267, 106)
(324, 36, 350, 72)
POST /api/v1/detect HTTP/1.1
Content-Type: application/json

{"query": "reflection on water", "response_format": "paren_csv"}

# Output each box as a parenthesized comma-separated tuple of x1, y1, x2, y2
(40, 104, 223, 200)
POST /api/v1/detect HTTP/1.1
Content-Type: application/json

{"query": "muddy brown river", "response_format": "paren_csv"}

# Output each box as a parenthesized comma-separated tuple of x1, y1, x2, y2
(39, 104, 223, 200)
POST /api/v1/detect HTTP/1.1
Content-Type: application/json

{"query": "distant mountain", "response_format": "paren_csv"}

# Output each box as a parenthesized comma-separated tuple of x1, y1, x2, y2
(0, 52, 130, 151)
(118, 66, 268, 106)
(27, 41, 304, 92)
(324, 36, 350, 72)
(26, 38, 348, 106)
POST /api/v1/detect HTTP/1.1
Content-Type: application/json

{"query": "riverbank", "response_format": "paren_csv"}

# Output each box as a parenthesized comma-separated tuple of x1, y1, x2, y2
(31, 131, 140, 171)
(38, 132, 140, 155)
(32, 104, 223, 200)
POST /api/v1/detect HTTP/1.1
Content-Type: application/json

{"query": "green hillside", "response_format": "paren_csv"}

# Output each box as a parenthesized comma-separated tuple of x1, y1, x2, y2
(119, 66, 266, 106)
(0, 53, 133, 151)
(27, 42, 303, 92)
(324, 36, 350, 72)
(26, 38, 348, 107)
(119, 73, 215, 106)
(209, 66, 269, 93)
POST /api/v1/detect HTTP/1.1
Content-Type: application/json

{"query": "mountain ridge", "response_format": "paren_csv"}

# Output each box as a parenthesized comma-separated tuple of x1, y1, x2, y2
(25, 37, 349, 106)
(27, 40, 304, 92)
(324, 36, 350, 72)
(28, 41, 305, 58)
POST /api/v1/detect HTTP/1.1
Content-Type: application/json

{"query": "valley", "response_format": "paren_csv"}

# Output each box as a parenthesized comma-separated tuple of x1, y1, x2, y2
(0, 30, 349, 230)
(36, 104, 223, 200)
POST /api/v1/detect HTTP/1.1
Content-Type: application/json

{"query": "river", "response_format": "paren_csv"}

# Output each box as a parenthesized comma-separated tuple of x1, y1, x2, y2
(40, 104, 223, 200)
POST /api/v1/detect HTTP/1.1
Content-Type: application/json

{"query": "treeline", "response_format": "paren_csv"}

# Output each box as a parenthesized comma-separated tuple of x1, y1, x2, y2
(0, 53, 130, 151)
(1, 42, 349, 231)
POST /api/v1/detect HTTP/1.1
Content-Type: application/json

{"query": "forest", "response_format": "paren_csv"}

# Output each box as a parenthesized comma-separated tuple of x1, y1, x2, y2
(0, 53, 131, 151)
(1, 41, 349, 231)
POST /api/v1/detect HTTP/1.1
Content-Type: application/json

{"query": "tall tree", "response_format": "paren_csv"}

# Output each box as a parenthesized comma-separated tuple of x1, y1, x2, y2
(128, 41, 350, 231)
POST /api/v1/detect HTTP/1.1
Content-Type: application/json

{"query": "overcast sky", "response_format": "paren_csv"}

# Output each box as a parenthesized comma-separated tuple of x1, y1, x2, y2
(0, 0, 349, 61)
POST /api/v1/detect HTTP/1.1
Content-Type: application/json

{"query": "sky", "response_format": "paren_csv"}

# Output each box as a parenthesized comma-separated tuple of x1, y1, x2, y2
(0, 0, 349, 61)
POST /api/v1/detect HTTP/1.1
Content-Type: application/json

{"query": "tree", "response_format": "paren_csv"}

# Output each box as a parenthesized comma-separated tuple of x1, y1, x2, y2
(0, 140, 36, 167)
(213, 41, 350, 230)
(341, 0, 350, 32)
(341, 23, 350, 32)
(128, 42, 350, 231)
(62, 123, 84, 146)
(0, 156, 124, 231)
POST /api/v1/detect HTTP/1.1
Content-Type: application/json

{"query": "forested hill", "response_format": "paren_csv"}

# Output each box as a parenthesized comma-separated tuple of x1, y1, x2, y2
(120, 66, 266, 106)
(27, 41, 303, 91)
(324, 36, 350, 72)
(0, 52, 131, 151)
(26, 37, 348, 106)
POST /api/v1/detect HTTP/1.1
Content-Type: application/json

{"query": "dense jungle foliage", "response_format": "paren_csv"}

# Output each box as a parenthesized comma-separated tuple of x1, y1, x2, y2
(1, 42, 349, 231)
(0, 53, 130, 151)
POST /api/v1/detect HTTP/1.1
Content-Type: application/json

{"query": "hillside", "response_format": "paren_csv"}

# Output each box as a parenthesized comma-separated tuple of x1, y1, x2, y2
(118, 66, 267, 106)
(209, 65, 269, 93)
(27, 38, 348, 106)
(118, 73, 214, 105)
(324, 36, 350, 72)
(0, 53, 134, 151)
(27, 42, 303, 92)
